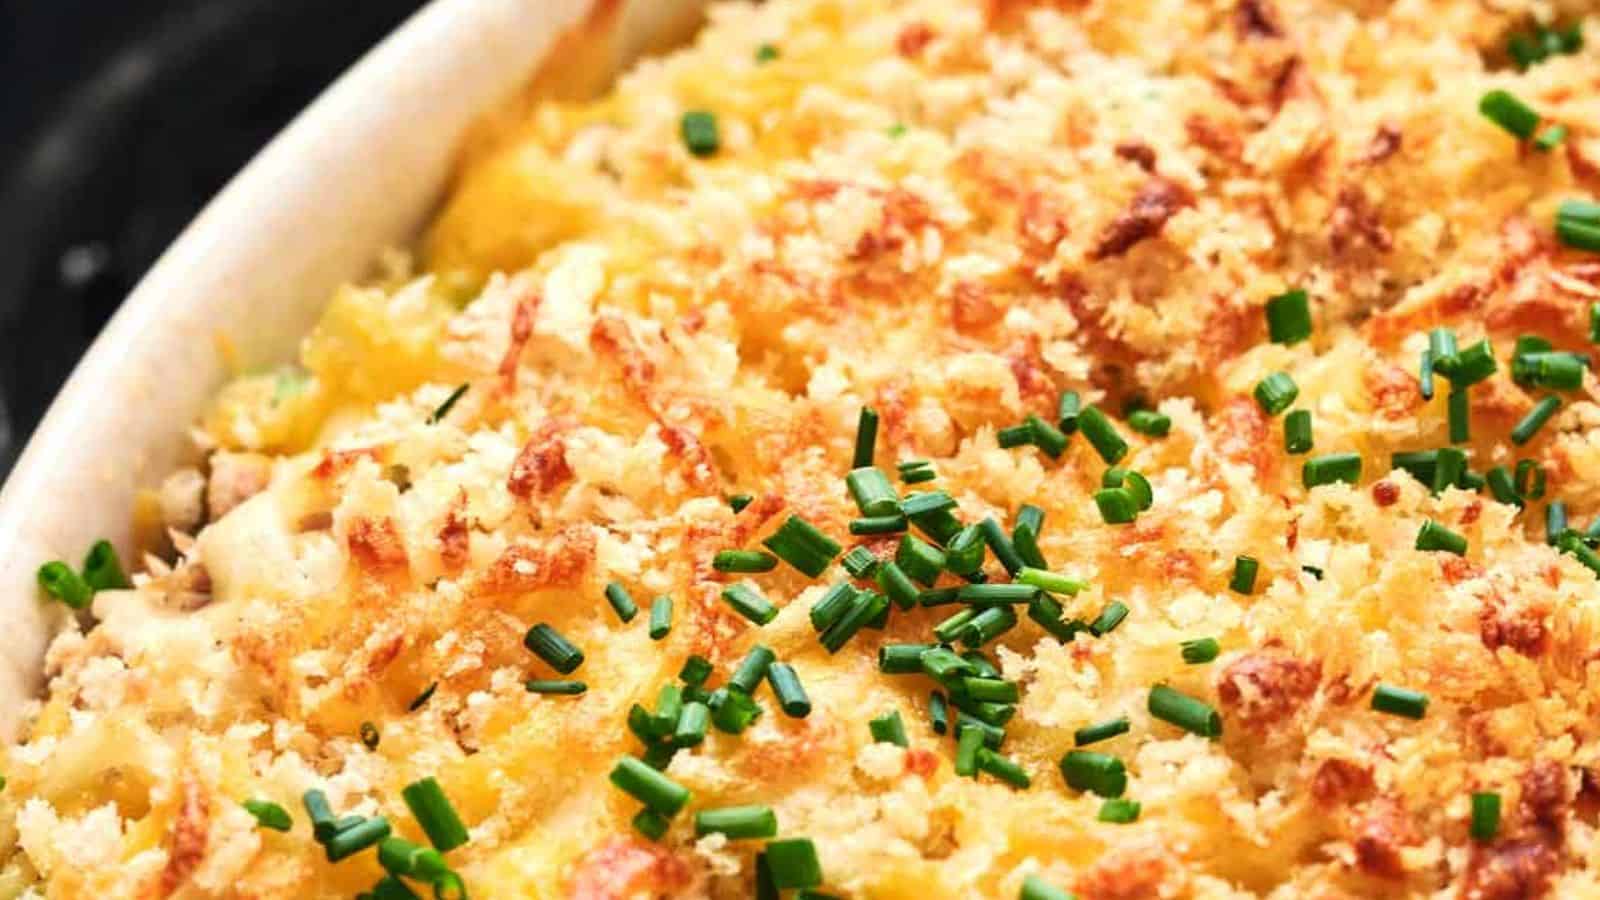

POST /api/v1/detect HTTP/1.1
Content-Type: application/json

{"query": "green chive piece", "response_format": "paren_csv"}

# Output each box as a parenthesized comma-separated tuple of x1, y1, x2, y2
(1060, 750, 1127, 797)
(673, 701, 710, 747)
(1471, 792, 1501, 842)
(975, 749, 1031, 788)
(899, 462, 936, 484)
(1447, 388, 1471, 445)
(1181, 637, 1220, 664)
(850, 514, 907, 535)
(1089, 601, 1129, 637)
(1079, 406, 1129, 464)
(407, 682, 437, 712)
(810, 583, 857, 632)
(428, 384, 469, 424)
(1415, 520, 1468, 555)
(1027, 414, 1070, 458)
(1419, 349, 1435, 401)
(1557, 213, 1600, 252)
(841, 546, 881, 579)
(899, 491, 956, 520)
(951, 725, 984, 776)
(1057, 390, 1082, 433)
(1098, 797, 1142, 824)
(1265, 288, 1312, 344)
(604, 581, 640, 622)
(1011, 524, 1048, 572)
(1460, 470, 1486, 492)
(1486, 466, 1521, 507)
(1429, 328, 1459, 372)
(649, 595, 673, 640)
(956, 713, 1005, 749)
(304, 789, 338, 841)
(877, 560, 921, 610)
(709, 686, 763, 734)
(1103, 468, 1153, 511)
(962, 650, 1000, 678)
(1301, 564, 1324, 581)
(879, 643, 936, 675)
(766, 838, 823, 890)
(1442, 339, 1496, 387)
(957, 583, 1039, 605)
(326, 817, 392, 862)
(81, 540, 129, 591)
(680, 110, 720, 157)
(764, 516, 842, 577)
(1548, 501, 1570, 546)
(609, 756, 692, 817)
(1254, 372, 1298, 416)
(1392, 449, 1437, 485)
(1592, 302, 1600, 342)
(729, 494, 754, 513)
(1535, 123, 1568, 152)
(524, 624, 584, 674)
(243, 799, 293, 832)
(1283, 409, 1313, 454)
(36, 562, 92, 609)
(1127, 409, 1171, 438)
(722, 583, 779, 626)
(768, 663, 811, 717)
(369, 875, 424, 900)
(633, 809, 670, 841)
(934, 608, 980, 644)
(1148, 685, 1222, 738)
(819, 589, 887, 653)
(920, 646, 976, 682)
(1479, 89, 1540, 139)
(997, 424, 1035, 449)
(1303, 452, 1361, 488)
(1516, 460, 1547, 499)
(525, 679, 586, 695)
(944, 524, 987, 576)
(978, 517, 1026, 575)
(1015, 504, 1045, 537)
(853, 407, 878, 468)
(918, 586, 965, 606)
(1021, 874, 1075, 900)
(1016, 567, 1087, 595)
(847, 467, 899, 517)
(713, 550, 778, 573)
(1094, 488, 1138, 524)
(377, 836, 450, 881)
(730, 646, 776, 695)
(695, 805, 778, 840)
(961, 606, 1019, 648)
(895, 533, 947, 586)
(1514, 351, 1586, 390)
(401, 776, 470, 851)
(870, 710, 909, 747)
(930, 691, 951, 735)
(1074, 717, 1130, 746)
(679, 655, 713, 686)
(1370, 684, 1428, 719)
(755, 42, 780, 62)
(1432, 447, 1467, 495)
(1230, 556, 1259, 594)
(959, 676, 1019, 704)
(1512, 396, 1562, 445)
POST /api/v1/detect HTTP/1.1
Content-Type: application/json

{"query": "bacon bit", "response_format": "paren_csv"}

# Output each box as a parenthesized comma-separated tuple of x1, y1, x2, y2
(1464, 838, 1560, 900)
(853, 188, 937, 261)
(1017, 190, 1070, 262)
(1312, 758, 1374, 807)
(1330, 185, 1393, 255)
(1007, 338, 1056, 407)
(1371, 481, 1400, 507)
(725, 494, 786, 548)
(1363, 361, 1420, 420)
(904, 747, 940, 779)
(1324, 673, 1365, 706)
(896, 22, 935, 57)
(476, 527, 595, 597)
(161, 777, 210, 895)
(874, 381, 913, 451)
(1461, 501, 1484, 526)
(312, 446, 382, 481)
(1199, 297, 1258, 367)
(508, 418, 575, 500)
(1073, 842, 1172, 900)
(1216, 649, 1321, 730)
(1361, 124, 1402, 165)
(1234, 0, 1283, 38)
(1441, 556, 1485, 585)
(951, 281, 1001, 334)
(439, 493, 471, 573)
(1114, 141, 1157, 172)
(357, 626, 409, 688)
(1481, 601, 1548, 658)
(1286, 514, 1299, 551)
(568, 837, 694, 900)
(1353, 797, 1417, 880)
(1185, 115, 1244, 163)
(1089, 177, 1191, 260)
(1542, 563, 1562, 589)
(660, 425, 719, 492)
(1270, 56, 1317, 111)
(1161, 550, 1200, 583)
(348, 517, 409, 575)
(1520, 760, 1570, 833)
(1363, 283, 1483, 350)
(1212, 396, 1274, 475)
(498, 292, 540, 387)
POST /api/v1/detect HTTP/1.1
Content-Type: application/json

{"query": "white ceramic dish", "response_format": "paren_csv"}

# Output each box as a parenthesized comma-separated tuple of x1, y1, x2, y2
(0, 0, 704, 737)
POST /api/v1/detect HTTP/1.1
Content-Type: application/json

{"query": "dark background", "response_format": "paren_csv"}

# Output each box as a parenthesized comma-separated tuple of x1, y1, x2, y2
(0, 0, 429, 472)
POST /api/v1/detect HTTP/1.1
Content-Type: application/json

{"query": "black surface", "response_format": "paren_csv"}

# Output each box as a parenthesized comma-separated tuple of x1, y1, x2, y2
(0, 0, 428, 472)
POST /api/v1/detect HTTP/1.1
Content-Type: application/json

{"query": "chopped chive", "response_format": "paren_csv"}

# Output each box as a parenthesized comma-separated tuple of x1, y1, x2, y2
(1447, 388, 1470, 444)
(730, 645, 776, 694)
(899, 492, 956, 520)
(653, 684, 684, 735)
(767, 663, 810, 717)
(1535, 123, 1568, 152)
(1079, 406, 1128, 464)
(877, 560, 921, 610)
(1127, 409, 1170, 438)
(1515, 352, 1586, 390)
(713, 550, 778, 573)
(895, 533, 947, 586)
(326, 816, 392, 862)
(1512, 395, 1561, 445)
(1181, 637, 1220, 664)
(1515, 334, 1555, 357)
(709, 686, 763, 734)
(304, 789, 338, 841)
(680, 110, 720, 157)
(244, 799, 293, 832)
(628, 702, 664, 743)
(679, 655, 713, 686)
(1415, 520, 1467, 555)
(1559, 531, 1600, 575)
(1392, 449, 1438, 484)
(610, 756, 691, 817)
(1432, 447, 1467, 494)
(933, 607, 980, 643)
(1460, 470, 1486, 492)
(957, 583, 1039, 604)
(1148, 685, 1222, 738)
(766, 838, 823, 890)
(1265, 288, 1312, 344)
(879, 643, 936, 674)
(1303, 452, 1361, 488)
(407, 682, 437, 712)
(853, 407, 878, 468)
(633, 809, 670, 841)
(1301, 564, 1324, 581)
(956, 713, 1005, 749)
(944, 524, 987, 576)
(846, 467, 899, 516)
(920, 646, 976, 682)
(1254, 372, 1298, 416)
(525, 679, 586, 695)
(954, 725, 985, 776)
(755, 42, 780, 62)
(1027, 414, 1070, 458)
(646, 595, 673, 640)
(960, 606, 1018, 647)
(819, 589, 887, 653)
(1060, 750, 1127, 797)
(1557, 215, 1600, 252)
(729, 494, 754, 513)
(997, 424, 1035, 449)
(37, 562, 92, 609)
(1592, 303, 1600, 342)
(1486, 465, 1521, 507)
(674, 701, 710, 746)
(1011, 521, 1048, 570)
(962, 650, 1000, 678)
(1057, 390, 1082, 433)
(1015, 503, 1045, 536)
(907, 504, 963, 545)
(1419, 349, 1434, 401)
(764, 516, 841, 577)
(1028, 594, 1088, 643)
(841, 546, 880, 579)
(1089, 601, 1129, 636)
(1548, 501, 1569, 546)
(978, 517, 1026, 575)
(1021, 874, 1074, 900)
(1370, 684, 1428, 719)
(695, 805, 778, 840)
(918, 586, 962, 607)
(524, 624, 584, 674)
(1429, 328, 1459, 371)
(1102, 468, 1153, 511)
(377, 836, 449, 881)
(1074, 717, 1130, 746)
(1515, 459, 1546, 499)
(722, 583, 779, 626)
(604, 581, 640, 622)
(1098, 798, 1142, 823)
(897, 458, 930, 473)
(870, 709, 909, 747)
(1094, 487, 1138, 524)
(930, 691, 950, 735)
(1479, 89, 1540, 139)
(900, 463, 936, 484)
(1230, 556, 1259, 594)
(81, 540, 129, 591)
(428, 384, 469, 424)
(850, 514, 907, 535)
(1443, 339, 1496, 387)
(1471, 791, 1501, 842)
(1016, 567, 1087, 595)
(975, 749, 1031, 788)
(959, 676, 1019, 704)
(1284, 409, 1313, 454)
